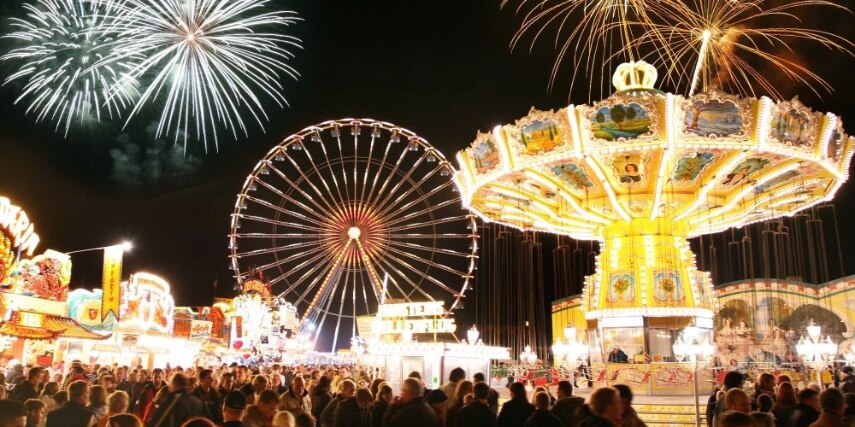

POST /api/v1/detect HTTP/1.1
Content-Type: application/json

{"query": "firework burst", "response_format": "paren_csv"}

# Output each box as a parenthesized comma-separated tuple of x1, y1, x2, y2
(103, 0, 302, 150)
(503, 0, 661, 97)
(2, 0, 138, 135)
(634, 0, 854, 98)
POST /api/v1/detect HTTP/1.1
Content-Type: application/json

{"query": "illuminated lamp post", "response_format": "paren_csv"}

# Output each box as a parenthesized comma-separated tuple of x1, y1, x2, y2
(467, 325, 480, 344)
(673, 325, 715, 427)
(552, 325, 589, 375)
(520, 345, 538, 365)
(796, 320, 838, 389)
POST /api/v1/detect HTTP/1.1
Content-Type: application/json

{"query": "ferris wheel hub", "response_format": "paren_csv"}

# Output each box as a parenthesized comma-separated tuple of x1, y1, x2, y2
(347, 226, 362, 240)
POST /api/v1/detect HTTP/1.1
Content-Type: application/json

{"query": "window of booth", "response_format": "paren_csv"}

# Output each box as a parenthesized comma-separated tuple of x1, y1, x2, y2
(601, 327, 644, 362)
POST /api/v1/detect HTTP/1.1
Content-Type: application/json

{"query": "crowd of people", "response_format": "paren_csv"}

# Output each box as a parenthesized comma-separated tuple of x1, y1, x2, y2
(2, 360, 854, 427)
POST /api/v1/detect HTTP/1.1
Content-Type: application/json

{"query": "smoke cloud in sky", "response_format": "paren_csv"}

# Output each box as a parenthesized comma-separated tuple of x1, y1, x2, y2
(109, 123, 202, 189)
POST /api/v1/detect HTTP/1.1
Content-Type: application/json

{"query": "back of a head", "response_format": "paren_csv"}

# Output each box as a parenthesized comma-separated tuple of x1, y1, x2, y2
(171, 372, 189, 390)
(719, 411, 755, 427)
(355, 388, 373, 405)
(798, 388, 819, 404)
(0, 400, 27, 426)
(408, 371, 422, 380)
(724, 388, 750, 412)
(749, 412, 775, 427)
(454, 381, 473, 400)
(108, 414, 144, 427)
(449, 367, 466, 382)
(199, 369, 213, 381)
(723, 371, 744, 390)
(557, 380, 573, 397)
(376, 384, 392, 402)
(776, 382, 797, 407)
(473, 382, 490, 401)
(757, 394, 774, 412)
(613, 384, 633, 404)
(473, 373, 486, 383)
(179, 417, 217, 427)
(403, 378, 425, 397)
(294, 412, 316, 427)
(68, 380, 88, 402)
(845, 393, 855, 412)
(258, 390, 279, 405)
(24, 398, 45, 412)
(27, 367, 43, 381)
(509, 382, 527, 401)
(534, 391, 551, 410)
(589, 387, 619, 416)
(339, 379, 355, 395)
(272, 411, 296, 427)
(820, 388, 844, 413)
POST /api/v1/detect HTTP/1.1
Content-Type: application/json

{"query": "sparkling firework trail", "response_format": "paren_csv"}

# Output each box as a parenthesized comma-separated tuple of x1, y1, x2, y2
(2, 0, 138, 136)
(103, 0, 302, 150)
(503, 0, 660, 98)
(621, 0, 852, 98)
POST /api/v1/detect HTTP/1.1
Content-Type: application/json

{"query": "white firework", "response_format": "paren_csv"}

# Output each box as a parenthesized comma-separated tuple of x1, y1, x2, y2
(104, 0, 302, 150)
(2, 0, 138, 135)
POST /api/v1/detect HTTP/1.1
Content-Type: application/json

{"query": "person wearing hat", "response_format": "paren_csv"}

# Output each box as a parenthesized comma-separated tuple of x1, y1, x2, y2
(223, 391, 248, 427)
(425, 389, 448, 425)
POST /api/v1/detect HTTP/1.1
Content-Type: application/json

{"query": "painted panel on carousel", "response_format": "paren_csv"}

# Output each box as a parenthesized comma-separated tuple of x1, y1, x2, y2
(652, 271, 684, 304)
(471, 134, 500, 174)
(607, 272, 635, 305)
(5, 250, 71, 301)
(769, 101, 822, 149)
(682, 94, 750, 139)
(550, 162, 595, 193)
(720, 158, 771, 187)
(120, 273, 175, 333)
(591, 103, 652, 141)
(611, 154, 645, 184)
(513, 110, 566, 155)
(672, 152, 716, 183)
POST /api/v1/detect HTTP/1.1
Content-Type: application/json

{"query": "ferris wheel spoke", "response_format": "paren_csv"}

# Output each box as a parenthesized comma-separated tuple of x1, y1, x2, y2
(381, 250, 463, 296)
(379, 178, 453, 221)
(255, 172, 342, 224)
(363, 136, 395, 211)
(238, 214, 321, 232)
(250, 246, 330, 278)
(232, 232, 335, 239)
(359, 132, 377, 205)
(388, 215, 472, 232)
(365, 145, 409, 210)
(268, 161, 345, 223)
(300, 240, 352, 324)
(233, 239, 320, 258)
(386, 198, 459, 227)
(373, 151, 431, 213)
(387, 240, 473, 258)
(296, 145, 349, 220)
(375, 166, 442, 218)
(353, 239, 385, 300)
(388, 233, 473, 239)
(385, 243, 471, 279)
(313, 136, 350, 215)
(373, 257, 440, 302)
(333, 132, 353, 204)
(242, 194, 327, 227)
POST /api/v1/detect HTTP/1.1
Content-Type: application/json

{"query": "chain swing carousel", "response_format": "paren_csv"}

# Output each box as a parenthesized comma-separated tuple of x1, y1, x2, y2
(454, 61, 853, 395)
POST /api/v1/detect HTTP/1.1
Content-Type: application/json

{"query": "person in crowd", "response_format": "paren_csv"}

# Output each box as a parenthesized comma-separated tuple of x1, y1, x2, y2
(192, 370, 221, 425)
(273, 411, 296, 427)
(383, 378, 439, 427)
(750, 412, 776, 427)
(321, 380, 355, 427)
(279, 376, 311, 415)
(753, 373, 776, 408)
(294, 413, 316, 427)
(143, 373, 203, 427)
(718, 411, 755, 427)
(135, 369, 165, 420)
(218, 373, 236, 398)
(842, 393, 855, 425)
(40, 382, 60, 414)
(221, 391, 247, 427)
(46, 380, 97, 427)
(446, 380, 472, 427)
(24, 399, 46, 427)
(177, 417, 216, 427)
(0, 400, 28, 427)
(12, 367, 44, 403)
(579, 387, 622, 427)
(89, 385, 109, 422)
(498, 382, 535, 427)
(810, 388, 845, 427)
(439, 368, 465, 412)
(756, 395, 774, 413)
(791, 388, 822, 427)
(370, 383, 392, 427)
(100, 392, 130, 427)
(552, 380, 585, 427)
(711, 371, 745, 425)
(332, 388, 372, 427)
(612, 384, 645, 427)
(525, 391, 562, 427)
(116, 369, 132, 396)
(607, 347, 628, 364)
(773, 382, 798, 427)
(472, 373, 498, 414)
(102, 377, 118, 395)
(724, 389, 752, 414)
(107, 413, 143, 427)
(272, 374, 287, 395)
(454, 382, 495, 427)
(424, 389, 448, 425)
(241, 390, 280, 427)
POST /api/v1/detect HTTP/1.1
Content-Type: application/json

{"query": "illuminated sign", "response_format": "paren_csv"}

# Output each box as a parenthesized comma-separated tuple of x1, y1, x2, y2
(375, 301, 456, 335)
(101, 246, 123, 321)
(120, 272, 175, 333)
(190, 320, 213, 340)
(0, 197, 39, 256)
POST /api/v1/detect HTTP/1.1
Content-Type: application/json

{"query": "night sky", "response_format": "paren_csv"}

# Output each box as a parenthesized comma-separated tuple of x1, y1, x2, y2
(0, 0, 852, 312)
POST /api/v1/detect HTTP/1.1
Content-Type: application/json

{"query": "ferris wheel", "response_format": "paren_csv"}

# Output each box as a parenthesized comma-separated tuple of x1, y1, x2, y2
(229, 119, 478, 351)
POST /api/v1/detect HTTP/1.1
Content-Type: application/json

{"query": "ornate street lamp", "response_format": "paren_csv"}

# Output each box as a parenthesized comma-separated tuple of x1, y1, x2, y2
(552, 325, 589, 374)
(673, 325, 715, 427)
(467, 325, 480, 344)
(520, 345, 538, 365)
(796, 320, 838, 388)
